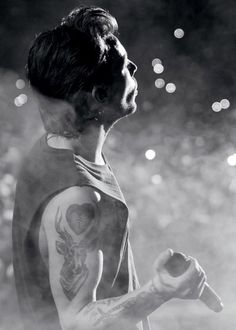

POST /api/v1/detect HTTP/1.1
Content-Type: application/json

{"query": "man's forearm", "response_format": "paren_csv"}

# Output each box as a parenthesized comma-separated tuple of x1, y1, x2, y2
(67, 279, 168, 330)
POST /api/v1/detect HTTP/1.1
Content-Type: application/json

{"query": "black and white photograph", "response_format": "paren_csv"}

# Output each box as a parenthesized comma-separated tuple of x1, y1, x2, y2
(0, 1, 235, 329)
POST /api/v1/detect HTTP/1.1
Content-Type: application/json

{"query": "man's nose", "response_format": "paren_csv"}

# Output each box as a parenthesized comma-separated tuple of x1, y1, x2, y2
(129, 61, 138, 76)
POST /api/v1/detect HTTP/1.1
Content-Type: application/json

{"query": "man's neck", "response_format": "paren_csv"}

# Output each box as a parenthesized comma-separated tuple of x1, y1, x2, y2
(47, 122, 109, 165)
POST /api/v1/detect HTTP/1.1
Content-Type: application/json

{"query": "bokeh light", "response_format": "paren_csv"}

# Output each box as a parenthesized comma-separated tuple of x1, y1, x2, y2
(14, 94, 28, 107)
(15, 79, 25, 89)
(211, 101, 222, 112)
(3, 209, 14, 222)
(151, 174, 162, 185)
(0, 174, 15, 198)
(142, 100, 153, 112)
(153, 63, 164, 74)
(220, 98, 230, 109)
(0, 183, 12, 198)
(155, 78, 165, 88)
(152, 58, 162, 66)
(165, 82, 176, 93)
(2, 174, 15, 186)
(174, 28, 185, 39)
(145, 149, 156, 160)
(6, 264, 14, 279)
(227, 153, 236, 166)
(181, 155, 192, 166)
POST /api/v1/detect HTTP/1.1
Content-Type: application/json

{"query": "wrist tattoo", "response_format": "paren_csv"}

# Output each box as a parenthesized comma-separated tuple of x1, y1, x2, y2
(89, 284, 162, 327)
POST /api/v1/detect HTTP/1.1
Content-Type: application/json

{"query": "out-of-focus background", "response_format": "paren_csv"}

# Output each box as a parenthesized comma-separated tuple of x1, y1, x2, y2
(0, 0, 236, 329)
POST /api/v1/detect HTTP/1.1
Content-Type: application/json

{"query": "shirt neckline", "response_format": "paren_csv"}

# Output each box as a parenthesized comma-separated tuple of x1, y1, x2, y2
(43, 133, 109, 170)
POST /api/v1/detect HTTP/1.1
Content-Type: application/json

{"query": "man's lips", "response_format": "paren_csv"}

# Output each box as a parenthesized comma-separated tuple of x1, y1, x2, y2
(127, 87, 138, 102)
(133, 77, 138, 90)
(133, 83, 139, 96)
(131, 78, 138, 95)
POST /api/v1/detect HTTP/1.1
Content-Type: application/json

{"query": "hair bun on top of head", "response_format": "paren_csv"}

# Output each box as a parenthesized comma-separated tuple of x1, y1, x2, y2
(61, 6, 118, 38)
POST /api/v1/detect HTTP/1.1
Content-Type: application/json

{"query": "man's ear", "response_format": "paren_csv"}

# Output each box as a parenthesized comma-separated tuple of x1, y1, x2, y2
(92, 85, 108, 103)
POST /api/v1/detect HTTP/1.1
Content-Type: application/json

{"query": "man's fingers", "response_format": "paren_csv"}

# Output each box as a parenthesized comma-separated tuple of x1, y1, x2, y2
(175, 257, 202, 283)
(176, 257, 207, 299)
(198, 274, 207, 297)
(190, 271, 207, 299)
(154, 248, 173, 271)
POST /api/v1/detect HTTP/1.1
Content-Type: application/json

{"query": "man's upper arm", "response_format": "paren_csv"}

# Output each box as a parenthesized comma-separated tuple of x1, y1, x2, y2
(41, 186, 103, 325)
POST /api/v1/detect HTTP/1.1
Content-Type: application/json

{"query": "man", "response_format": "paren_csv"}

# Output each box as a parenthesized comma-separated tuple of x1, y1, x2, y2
(12, 6, 207, 330)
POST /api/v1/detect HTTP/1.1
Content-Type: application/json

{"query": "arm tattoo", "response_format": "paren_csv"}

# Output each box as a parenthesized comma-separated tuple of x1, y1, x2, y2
(55, 203, 98, 300)
(94, 283, 158, 326)
(82, 282, 159, 327)
(66, 203, 95, 235)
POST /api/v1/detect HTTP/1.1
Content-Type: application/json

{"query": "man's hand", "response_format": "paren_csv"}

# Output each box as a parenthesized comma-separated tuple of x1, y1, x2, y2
(42, 185, 209, 330)
(152, 249, 207, 301)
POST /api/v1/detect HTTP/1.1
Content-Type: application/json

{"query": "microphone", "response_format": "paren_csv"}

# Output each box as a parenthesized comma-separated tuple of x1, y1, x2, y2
(164, 252, 223, 312)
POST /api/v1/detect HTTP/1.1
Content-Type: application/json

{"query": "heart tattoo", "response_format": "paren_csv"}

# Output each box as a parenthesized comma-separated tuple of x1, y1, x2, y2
(66, 203, 95, 235)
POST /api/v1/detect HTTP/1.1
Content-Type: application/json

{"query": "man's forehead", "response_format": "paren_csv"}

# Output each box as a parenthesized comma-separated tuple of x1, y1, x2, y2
(114, 38, 127, 58)
(106, 36, 127, 67)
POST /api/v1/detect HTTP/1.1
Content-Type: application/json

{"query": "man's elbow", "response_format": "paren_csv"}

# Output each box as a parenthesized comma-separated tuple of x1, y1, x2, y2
(59, 311, 81, 330)
(60, 309, 97, 330)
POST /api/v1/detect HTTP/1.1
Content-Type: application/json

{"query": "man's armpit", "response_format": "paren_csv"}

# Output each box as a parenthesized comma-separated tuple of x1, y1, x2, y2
(54, 202, 99, 301)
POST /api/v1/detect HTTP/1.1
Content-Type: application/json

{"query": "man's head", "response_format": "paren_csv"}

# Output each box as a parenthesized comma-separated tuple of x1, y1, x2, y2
(27, 6, 137, 137)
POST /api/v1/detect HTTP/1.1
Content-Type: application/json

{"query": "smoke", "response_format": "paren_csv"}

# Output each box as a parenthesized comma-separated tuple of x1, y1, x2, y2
(1, 0, 236, 329)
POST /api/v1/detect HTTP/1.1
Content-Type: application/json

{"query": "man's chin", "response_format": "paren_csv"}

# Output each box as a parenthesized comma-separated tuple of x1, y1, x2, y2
(122, 101, 137, 116)
(126, 103, 137, 116)
(128, 105, 137, 115)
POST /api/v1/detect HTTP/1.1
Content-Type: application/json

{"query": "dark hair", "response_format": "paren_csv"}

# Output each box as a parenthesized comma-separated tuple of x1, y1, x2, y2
(27, 6, 118, 136)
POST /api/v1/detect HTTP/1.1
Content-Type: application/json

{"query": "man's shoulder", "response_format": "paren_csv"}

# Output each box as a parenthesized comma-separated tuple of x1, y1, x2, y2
(17, 135, 47, 175)
(41, 185, 101, 225)
(51, 186, 99, 205)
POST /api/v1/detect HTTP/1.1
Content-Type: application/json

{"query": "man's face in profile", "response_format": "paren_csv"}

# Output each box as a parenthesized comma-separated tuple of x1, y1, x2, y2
(102, 37, 138, 121)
